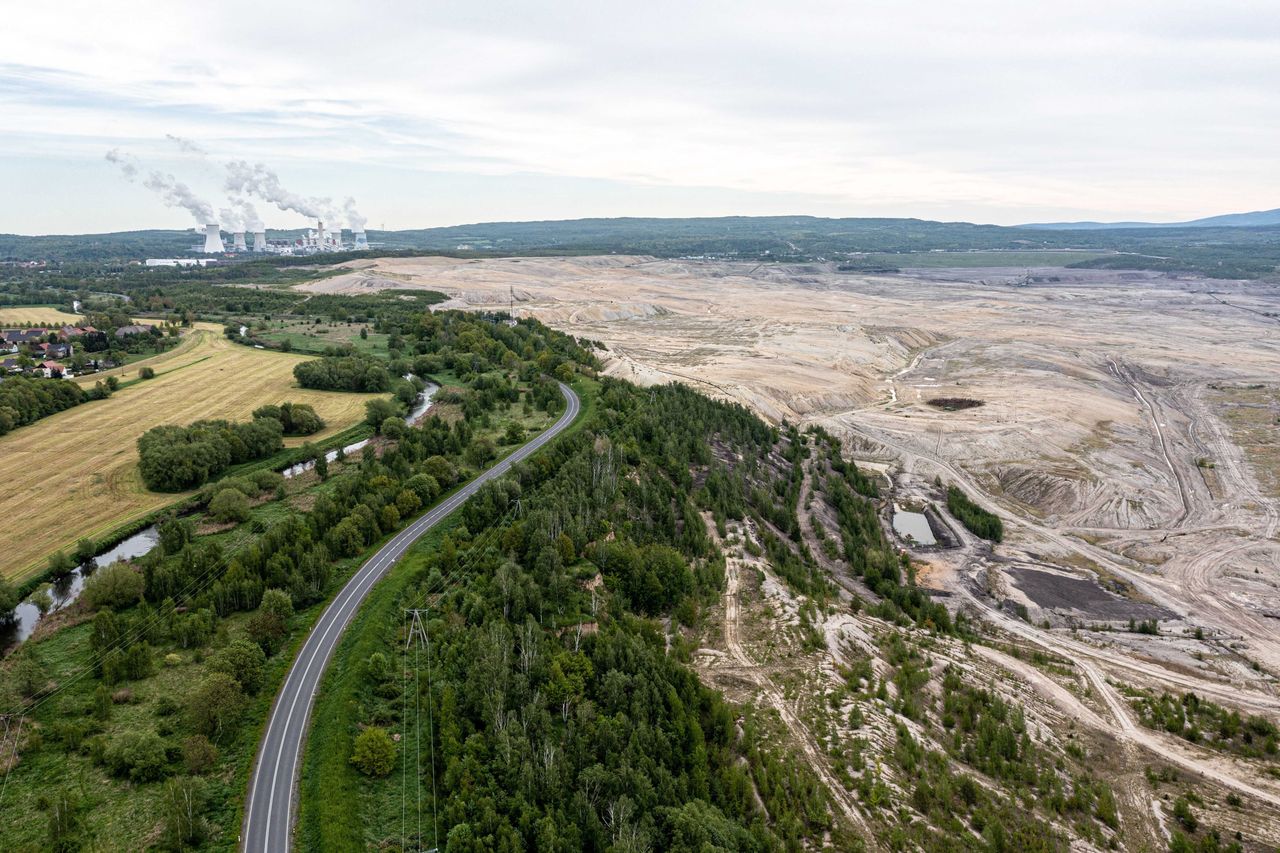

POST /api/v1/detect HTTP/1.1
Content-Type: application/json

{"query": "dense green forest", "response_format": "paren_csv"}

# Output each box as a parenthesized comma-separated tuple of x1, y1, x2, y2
(4, 216, 1279, 278)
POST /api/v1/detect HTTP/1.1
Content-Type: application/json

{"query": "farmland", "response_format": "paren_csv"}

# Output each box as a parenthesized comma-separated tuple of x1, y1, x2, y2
(0, 328, 387, 581)
(0, 306, 83, 325)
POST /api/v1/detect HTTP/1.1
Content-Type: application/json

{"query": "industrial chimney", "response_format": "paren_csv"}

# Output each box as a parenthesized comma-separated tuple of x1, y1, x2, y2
(233, 232, 248, 252)
(316, 220, 325, 250)
(252, 231, 267, 252)
(354, 231, 368, 249)
(202, 224, 225, 254)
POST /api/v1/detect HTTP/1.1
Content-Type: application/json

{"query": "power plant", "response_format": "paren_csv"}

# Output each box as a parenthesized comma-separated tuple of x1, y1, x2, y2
(194, 220, 369, 255)
(202, 223, 225, 254)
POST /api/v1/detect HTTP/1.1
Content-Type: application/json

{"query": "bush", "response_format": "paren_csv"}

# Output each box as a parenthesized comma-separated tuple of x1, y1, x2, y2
(208, 638, 266, 695)
(182, 735, 218, 775)
(82, 562, 145, 610)
(253, 401, 325, 436)
(103, 731, 170, 782)
(139, 366, 155, 380)
(0, 575, 19, 618)
(209, 488, 251, 524)
(381, 416, 406, 438)
(251, 470, 285, 493)
(350, 726, 396, 777)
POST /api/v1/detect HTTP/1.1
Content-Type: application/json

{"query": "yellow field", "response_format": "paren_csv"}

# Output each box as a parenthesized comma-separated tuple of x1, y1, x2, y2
(0, 329, 386, 580)
(0, 306, 84, 326)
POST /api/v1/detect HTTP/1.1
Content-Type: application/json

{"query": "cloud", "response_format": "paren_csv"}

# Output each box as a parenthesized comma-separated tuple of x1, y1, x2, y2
(2, 0, 1279, 229)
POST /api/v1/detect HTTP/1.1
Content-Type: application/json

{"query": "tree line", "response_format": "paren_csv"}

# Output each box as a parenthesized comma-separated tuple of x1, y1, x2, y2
(0, 375, 87, 435)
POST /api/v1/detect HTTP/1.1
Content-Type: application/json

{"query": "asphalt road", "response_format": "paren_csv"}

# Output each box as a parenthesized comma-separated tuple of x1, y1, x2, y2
(242, 383, 580, 852)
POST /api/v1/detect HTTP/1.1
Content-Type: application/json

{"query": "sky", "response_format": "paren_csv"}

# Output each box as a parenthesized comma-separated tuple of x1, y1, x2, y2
(1, 0, 1277, 234)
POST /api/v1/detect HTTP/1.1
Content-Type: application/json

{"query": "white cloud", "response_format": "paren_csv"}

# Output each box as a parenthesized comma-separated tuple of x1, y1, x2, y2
(1, 0, 1277, 231)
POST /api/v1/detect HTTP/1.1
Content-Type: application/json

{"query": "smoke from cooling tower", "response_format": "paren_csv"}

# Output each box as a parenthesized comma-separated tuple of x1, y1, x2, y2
(225, 161, 337, 222)
(226, 195, 264, 232)
(106, 148, 215, 226)
(343, 197, 368, 232)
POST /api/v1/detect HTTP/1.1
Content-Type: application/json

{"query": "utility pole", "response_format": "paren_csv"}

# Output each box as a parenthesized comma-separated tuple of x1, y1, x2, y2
(403, 610, 439, 853)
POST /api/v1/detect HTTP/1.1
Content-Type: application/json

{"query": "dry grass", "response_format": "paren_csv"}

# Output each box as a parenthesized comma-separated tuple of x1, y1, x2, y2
(0, 328, 386, 580)
(0, 306, 84, 326)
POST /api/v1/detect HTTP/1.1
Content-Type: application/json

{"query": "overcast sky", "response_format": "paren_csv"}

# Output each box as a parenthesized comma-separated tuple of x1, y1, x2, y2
(1, 0, 1277, 233)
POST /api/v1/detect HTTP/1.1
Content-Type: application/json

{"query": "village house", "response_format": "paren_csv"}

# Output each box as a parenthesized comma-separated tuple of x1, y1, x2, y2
(40, 360, 69, 378)
(114, 323, 154, 338)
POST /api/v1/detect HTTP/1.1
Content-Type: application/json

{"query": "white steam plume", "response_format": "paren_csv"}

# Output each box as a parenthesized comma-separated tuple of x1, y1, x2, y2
(343, 197, 368, 232)
(219, 206, 243, 232)
(166, 134, 208, 155)
(225, 161, 336, 222)
(106, 148, 215, 225)
(105, 148, 139, 180)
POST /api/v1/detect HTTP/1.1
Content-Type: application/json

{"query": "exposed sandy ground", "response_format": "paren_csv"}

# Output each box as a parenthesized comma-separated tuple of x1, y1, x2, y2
(304, 255, 1280, 837)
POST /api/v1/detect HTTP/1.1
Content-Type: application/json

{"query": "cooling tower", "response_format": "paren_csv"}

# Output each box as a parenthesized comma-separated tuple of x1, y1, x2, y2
(202, 224, 225, 254)
(233, 232, 248, 252)
(253, 231, 266, 252)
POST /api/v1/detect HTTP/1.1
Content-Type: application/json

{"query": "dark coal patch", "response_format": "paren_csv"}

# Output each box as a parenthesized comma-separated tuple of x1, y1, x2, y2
(1009, 567, 1172, 621)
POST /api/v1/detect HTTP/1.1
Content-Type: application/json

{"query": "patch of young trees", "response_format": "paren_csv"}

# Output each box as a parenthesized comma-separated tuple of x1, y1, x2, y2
(946, 485, 1003, 542)
(137, 417, 283, 491)
(293, 355, 391, 392)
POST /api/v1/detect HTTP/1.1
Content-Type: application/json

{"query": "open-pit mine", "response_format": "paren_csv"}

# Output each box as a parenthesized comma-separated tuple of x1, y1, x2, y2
(300, 254, 1280, 845)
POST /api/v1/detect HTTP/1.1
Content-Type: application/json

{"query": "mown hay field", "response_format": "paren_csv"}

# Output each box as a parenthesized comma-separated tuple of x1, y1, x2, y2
(0, 329, 386, 580)
(0, 306, 84, 325)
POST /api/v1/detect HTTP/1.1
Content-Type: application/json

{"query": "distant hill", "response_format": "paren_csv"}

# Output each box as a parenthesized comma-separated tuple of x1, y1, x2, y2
(1021, 208, 1280, 230)
(2, 215, 1278, 279)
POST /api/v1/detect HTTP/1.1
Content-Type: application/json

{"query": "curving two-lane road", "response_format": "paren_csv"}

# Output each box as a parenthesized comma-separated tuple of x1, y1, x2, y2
(242, 383, 579, 852)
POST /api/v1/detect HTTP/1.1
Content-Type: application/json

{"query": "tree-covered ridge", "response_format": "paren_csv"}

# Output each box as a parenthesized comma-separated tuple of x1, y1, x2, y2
(303, 378, 858, 851)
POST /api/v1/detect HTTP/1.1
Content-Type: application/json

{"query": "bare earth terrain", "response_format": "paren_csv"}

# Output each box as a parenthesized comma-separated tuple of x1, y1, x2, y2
(301, 255, 1280, 844)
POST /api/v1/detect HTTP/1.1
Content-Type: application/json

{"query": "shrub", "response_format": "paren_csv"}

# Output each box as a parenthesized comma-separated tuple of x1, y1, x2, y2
(209, 489, 251, 524)
(253, 402, 325, 436)
(103, 731, 170, 782)
(182, 735, 218, 775)
(139, 366, 155, 380)
(82, 562, 144, 610)
(208, 639, 266, 695)
(350, 726, 395, 777)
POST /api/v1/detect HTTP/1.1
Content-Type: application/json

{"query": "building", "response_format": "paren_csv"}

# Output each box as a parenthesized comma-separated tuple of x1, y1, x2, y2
(114, 324, 155, 338)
